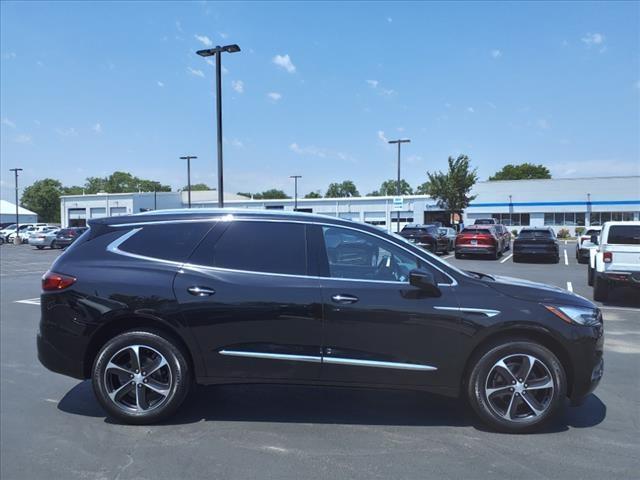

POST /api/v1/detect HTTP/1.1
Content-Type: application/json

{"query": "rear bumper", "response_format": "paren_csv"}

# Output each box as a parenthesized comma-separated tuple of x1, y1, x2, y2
(601, 270, 640, 286)
(456, 245, 496, 255)
(37, 332, 85, 380)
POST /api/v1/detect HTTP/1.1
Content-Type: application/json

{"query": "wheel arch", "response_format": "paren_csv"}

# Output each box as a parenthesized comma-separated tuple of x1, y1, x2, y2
(461, 327, 574, 398)
(83, 314, 200, 380)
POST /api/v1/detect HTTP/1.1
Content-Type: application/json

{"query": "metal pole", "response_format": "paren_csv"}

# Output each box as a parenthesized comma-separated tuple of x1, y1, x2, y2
(187, 157, 192, 208)
(216, 48, 224, 208)
(290, 175, 301, 211)
(509, 195, 513, 225)
(154, 190, 157, 210)
(396, 142, 401, 233)
(9, 168, 22, 244)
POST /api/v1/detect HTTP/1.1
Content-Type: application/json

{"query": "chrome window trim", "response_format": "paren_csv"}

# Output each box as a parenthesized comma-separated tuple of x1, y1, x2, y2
(434, 306, 501, 318)
(105, 227, 185, 267)
(218, 350, 437, 371)
(105, 216, 458, 286)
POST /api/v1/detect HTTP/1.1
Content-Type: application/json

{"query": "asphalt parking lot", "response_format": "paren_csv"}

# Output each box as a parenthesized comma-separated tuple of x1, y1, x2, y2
(1, 242, 638, 480)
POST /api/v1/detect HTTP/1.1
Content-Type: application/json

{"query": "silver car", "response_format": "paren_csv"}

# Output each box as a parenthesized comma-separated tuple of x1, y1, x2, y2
(439, 227, 457, 250)
(28, 228, 60, 249)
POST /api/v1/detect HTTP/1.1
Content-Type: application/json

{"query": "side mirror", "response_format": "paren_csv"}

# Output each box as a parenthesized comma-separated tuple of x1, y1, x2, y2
(409, 269, 442, 297)
(590, 234, 599, 245)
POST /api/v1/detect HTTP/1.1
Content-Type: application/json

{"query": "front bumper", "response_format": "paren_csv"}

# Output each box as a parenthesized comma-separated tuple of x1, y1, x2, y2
(568, 325, 604, 405)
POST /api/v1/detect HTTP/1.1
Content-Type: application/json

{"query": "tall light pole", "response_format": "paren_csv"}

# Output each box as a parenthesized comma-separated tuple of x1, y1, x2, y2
(9, 168, 23, 245)
(290, 175, 302, 211)
(509, 194, 513, 225)
(388, 139, 411, 232)
(180, 155, 197, 208)
(197, 43, 241, 208)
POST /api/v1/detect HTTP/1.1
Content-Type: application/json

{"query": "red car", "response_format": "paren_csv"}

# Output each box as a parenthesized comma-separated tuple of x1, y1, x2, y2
(455, 225, 505, 259)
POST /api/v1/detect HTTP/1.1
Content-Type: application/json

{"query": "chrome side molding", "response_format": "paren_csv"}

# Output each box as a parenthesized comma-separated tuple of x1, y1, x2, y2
(434, 306, 501, 318)
(219, 350, 321, 363)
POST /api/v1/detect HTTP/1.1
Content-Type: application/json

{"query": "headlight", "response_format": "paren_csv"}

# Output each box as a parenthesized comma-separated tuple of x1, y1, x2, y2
(544, 305, 601, 326)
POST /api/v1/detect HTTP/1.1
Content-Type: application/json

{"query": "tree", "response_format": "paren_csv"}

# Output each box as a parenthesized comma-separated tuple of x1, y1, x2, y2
(182, 183, 211, 191)
(325, 180, 359, 198)
(258, 189, 290, 199)
(415, 181, 430, 195)
(20, 178, 65, 223)
(368, 179, 413, 196)
(304, 191, 322, 199)
(425, 154, 478, 222)
(62, 185, 85, 195)
(84, 172, 170, 193)
(489, 163, 551, 181)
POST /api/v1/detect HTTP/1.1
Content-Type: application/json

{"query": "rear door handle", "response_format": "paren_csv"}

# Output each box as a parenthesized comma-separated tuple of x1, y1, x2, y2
(187, 286, 216, 297)
(331, 294, 359, 304)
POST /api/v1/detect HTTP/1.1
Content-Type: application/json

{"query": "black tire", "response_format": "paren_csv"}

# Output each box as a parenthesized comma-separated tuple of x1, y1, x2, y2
(493, 248, 500, 260)
(92, 330, 191, 425)
(513, 255, 520, 263)
(553, 255, 560, 264)
(36, 245, 44, 250)
(455, 252, 462, 259)
(587, 266, 594, 286)
(593, 273, 609, 301)
(467, 340, 566, 433)
(51, 240, 57, 249)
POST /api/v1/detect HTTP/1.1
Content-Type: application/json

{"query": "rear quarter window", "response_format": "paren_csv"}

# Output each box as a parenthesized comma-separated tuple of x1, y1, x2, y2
(607, 225, 640, 245)
(118, 222, 214, 262)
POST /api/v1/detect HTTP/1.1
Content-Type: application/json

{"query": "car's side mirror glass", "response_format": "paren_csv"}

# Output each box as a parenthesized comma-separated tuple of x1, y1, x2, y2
(590, 234, 598, 245)
(409, 269, 441, 297)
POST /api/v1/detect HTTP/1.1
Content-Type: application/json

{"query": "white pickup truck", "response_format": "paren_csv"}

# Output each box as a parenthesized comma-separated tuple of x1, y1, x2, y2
(588, 221, 640, 301)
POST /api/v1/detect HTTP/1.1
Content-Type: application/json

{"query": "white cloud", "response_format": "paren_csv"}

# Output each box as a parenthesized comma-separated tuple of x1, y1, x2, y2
(273, 54, 296, 73)
(635, 80, 640, 90)
(537, 118, 551, 130)
(2, 118, 16, 128)
(231, 80, 244, 93)
(92, 123, 102, 133)
(581, 32, 605, 46)
(157, 81, 165, 87)
(55, 127, 78, 137)
(187, 67, 205, 78)
(3, 52, 16, 59)
(491, 49, 502, 59)
(486, 101, 497, 109)
(14, 134, 31, 143)
(230, 138, 244, 148)
(36, 60, 44, 67)
(194, 34, 213, 47)
(366, 79, 379, 88)
(175, 20, 183, 33)
(267, 92, 282, 101)
(377, 130, 388, 143)
(387, 17, 393, 23)
(367, 79, 395, 96)
(219, 32, 229, 39)
(550, 159, 639, 178)
(290, 143, 354, 162)
(467, 107, 475, 113)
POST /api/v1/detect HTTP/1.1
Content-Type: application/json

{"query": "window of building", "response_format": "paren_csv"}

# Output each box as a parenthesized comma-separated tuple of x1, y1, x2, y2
(90, 207, 106, 218)
(264, 205, 284, 210)
(110, 206, 127, 216)
(489, 213, 530, 226)
(589, 211, 634, 225)
(119, 222, 213, 262)
(212, 221, 307, 275)
(543, 212, 585, 226)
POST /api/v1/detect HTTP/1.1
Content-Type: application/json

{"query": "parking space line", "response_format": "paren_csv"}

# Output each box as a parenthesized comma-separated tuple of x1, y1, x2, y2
(443, 254, 454, 259)
(500, 254, 513, 263)
(600, 306, 640, 313)
(564, 250, 568, 266)
(14, 298, 41, 306)
(566, 281, 573, 292)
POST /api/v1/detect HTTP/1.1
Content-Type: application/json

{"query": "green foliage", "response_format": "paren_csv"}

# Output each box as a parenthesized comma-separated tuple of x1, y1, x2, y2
(557, 228, 571, 239)
(489, 163, 551, 181)
(511, 229, 519, 237)
(84, 171, 170, 193)
(304, 191, 322, 199)
(258, 189, 290, 199)
(368, 179, 413, 196)
(183, 183, 211, 191)
(415, 181, 431, 195)
(62, 185, 85, 195)
(575, 227, 585, 236)
(325, 180, 359, 198)
(425, 155, 478, 217)
(20, 178, 65, 223)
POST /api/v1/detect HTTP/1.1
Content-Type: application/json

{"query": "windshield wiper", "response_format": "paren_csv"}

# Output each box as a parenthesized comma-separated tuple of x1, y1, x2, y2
(466, 270, 495, 281)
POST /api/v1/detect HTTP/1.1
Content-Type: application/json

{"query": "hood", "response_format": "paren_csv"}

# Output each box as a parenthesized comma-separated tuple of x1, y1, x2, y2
(487, 274, 595, 308)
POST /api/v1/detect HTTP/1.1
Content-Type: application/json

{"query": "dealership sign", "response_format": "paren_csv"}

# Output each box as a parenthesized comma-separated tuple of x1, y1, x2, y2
(392, 197, 404, 211)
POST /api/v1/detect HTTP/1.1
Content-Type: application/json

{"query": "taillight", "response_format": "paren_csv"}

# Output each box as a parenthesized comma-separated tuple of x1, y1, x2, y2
(603, 252, 612, 263)
(42, 271, 76, 291)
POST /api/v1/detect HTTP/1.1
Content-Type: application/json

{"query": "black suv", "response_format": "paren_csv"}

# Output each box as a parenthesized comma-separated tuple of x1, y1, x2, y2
(513, 228, 560, 263)
(399, 224, 449, 254)
(38, 210, 603, 432)
(53, 227, 88, 249)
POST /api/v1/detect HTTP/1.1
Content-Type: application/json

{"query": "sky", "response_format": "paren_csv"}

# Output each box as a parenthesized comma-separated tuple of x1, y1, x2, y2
(1, 1, 639, 201)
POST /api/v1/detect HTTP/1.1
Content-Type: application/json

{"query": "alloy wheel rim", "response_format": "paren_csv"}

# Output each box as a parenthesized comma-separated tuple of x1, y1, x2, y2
(104, 344, 172, 413)
(484, 353, 554, 422)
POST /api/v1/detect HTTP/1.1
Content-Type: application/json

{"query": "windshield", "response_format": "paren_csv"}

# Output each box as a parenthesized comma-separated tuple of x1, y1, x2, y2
(608, 225, 640, 245)
(518, 230, 553, 239)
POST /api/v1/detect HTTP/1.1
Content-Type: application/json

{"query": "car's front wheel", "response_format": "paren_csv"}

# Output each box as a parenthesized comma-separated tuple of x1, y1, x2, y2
(467, 340, 566, 433)
(92, 330, 191, 424)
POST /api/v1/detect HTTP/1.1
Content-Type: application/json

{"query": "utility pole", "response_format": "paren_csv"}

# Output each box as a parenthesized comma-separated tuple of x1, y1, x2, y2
(9, 168, 23, 245)
(387, 139, 411, 232)
(290, 175, 302, 211)
(180, 156, 197, 208)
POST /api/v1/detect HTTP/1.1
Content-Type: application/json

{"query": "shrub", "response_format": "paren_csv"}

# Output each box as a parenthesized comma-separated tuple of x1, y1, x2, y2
(575, 227, 585, 236)
(557, 228, 571, 238)
(511, 229, 518, 237)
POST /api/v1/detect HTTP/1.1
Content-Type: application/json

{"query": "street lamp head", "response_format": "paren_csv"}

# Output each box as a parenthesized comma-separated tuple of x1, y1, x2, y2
(197, 44, 241, 57)
(223, 44, 241, 53)
(180, 156, 198, 160)
(196, 48, 217, 57)
(388, 139, 411, 144)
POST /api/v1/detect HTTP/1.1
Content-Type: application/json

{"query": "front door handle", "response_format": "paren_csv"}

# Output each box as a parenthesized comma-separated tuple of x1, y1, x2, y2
(331, 294, 359, 304)
(187, 286, 216, 297)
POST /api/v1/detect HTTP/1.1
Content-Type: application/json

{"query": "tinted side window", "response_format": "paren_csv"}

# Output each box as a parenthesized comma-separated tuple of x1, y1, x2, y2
(608, 226, 640, 245)
(212, 221, 307, 275)
(119, 222, 213, 262)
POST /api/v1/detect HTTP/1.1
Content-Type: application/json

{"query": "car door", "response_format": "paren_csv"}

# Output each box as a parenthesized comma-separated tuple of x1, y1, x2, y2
(173, 219, 323, 382)
(310, 224, 462, 388)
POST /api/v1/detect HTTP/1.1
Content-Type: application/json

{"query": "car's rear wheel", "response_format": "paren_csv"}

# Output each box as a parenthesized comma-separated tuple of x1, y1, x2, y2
(467, 340, 566, 433)
(593, 274, 609, 301)
(36, 245, 44, 250)
(92, 330, 191, 424)
(587, 266, 594, 286)
(51, 240, 57, 249)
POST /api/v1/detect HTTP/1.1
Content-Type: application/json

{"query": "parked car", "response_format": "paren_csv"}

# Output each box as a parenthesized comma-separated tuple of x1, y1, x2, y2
(493, 224, 512, 251)
(5, 224, 35, 243)
(438, 227, 457, 251)
(588, 221, 640, 301)
(399, 224, 450, 254)
(455, 225, 505, 259)
(28, 228, 61, 249)
(38, 210, 604, 431)
(576, 226, 602, 264)
(474, 218, 497, 225)
(53, 227, 88, 248)
(513, 228, 559, 263)
(0, 223, 17, 241)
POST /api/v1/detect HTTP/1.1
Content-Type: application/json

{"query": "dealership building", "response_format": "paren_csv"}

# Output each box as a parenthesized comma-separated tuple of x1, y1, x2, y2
(59, 176, 640, 234)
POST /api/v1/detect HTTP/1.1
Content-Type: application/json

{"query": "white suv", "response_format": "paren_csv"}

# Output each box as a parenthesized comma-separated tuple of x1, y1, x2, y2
(576, 226, 602, 264)
(588, 221, 640, 301)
